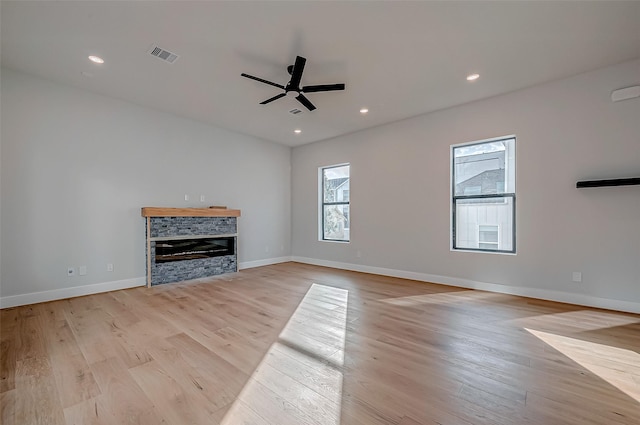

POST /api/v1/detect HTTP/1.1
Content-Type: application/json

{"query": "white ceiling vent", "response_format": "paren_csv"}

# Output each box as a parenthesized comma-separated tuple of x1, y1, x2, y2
(149, 46, 179, 64)
(289, 108, 303, 115)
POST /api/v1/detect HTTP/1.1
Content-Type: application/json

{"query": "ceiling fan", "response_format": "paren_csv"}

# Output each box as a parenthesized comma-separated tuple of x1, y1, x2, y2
(241, 56, 345, 111)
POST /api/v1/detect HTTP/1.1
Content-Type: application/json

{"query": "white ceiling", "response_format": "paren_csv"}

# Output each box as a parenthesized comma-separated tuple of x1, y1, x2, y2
(2, 1, 639, 147)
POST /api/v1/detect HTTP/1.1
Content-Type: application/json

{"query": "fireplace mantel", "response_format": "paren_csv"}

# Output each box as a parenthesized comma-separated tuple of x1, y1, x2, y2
(141, 207, 241, 217)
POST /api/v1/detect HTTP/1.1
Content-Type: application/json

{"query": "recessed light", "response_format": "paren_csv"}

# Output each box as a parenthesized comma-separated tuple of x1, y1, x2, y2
(360, 108, 369, 114)
(466, 73, 480, 81)
(88, 55, 104, 64)
(294, 129, 302, 134)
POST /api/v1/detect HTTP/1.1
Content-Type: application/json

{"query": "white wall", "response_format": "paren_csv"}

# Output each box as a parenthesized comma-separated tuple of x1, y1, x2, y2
(0, 67, 3, 295)
(291, 59, 640, 312)
(2, 60, 639, 311)
(1, 69, 291, 305)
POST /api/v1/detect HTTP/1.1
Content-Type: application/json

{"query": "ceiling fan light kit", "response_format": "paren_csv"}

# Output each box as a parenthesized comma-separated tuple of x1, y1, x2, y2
(241, 55, 345, 111)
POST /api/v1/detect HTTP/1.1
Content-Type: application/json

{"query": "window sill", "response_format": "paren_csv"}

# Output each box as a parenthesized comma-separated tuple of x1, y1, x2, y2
(451, 248, 516, 256)
(320, 239, 350, 244)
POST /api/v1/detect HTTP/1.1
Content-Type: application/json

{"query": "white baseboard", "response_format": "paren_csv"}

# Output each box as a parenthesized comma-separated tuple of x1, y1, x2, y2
(0, 256, 294, 309)
(4, 258, 637, 314)
(0, 277, 146, 309)
(291, 256, 640, 315)
(239, 256, 293, 270)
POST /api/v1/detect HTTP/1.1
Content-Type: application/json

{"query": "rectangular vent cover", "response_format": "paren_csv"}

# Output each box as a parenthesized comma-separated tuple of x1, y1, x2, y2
(289, 108, 303, 115)
(149, 46, 179, 64)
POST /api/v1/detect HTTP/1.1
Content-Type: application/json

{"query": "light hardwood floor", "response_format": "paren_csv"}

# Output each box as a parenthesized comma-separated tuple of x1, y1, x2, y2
(1, 262, 639, 424)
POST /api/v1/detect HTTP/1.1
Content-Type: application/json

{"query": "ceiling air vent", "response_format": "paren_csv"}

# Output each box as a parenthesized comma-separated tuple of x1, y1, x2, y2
(149, 46, 179, 64)
(289, 108, 303, 115)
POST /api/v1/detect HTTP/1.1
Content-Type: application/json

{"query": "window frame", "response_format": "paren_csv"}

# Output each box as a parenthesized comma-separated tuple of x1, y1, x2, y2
(451, 136, 516, 254)
(320, 163, 351, 243)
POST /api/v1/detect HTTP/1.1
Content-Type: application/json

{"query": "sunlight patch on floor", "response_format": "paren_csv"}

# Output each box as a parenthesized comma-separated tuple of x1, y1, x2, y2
(221, 284, 348, 425)
(518, 311, 640, 332)
(526, 328, 640, 403)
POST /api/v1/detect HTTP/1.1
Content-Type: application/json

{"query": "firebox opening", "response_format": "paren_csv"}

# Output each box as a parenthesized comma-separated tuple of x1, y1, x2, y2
(155, 237, 235, 263)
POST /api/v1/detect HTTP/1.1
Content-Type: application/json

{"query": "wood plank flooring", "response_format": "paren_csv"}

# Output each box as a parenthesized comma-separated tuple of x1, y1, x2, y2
(1, 262, 639, 424)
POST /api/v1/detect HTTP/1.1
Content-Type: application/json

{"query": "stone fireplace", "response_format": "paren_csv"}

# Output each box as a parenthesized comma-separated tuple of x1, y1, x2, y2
(141, 207, 241, 286)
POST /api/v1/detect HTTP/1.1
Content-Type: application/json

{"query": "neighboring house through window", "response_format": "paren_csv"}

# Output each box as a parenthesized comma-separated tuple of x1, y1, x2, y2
(320, 164, 350, 242)
(452, 137, 515, 253)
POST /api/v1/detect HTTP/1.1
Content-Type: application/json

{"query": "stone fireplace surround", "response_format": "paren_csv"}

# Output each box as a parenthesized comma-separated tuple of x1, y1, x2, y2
(141, 207, 241, 286)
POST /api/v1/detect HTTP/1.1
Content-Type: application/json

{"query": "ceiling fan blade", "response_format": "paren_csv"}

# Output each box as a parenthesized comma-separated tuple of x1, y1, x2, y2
(260, 92, 287, 105)
(296, 93, 316, 111)
(302, 83, 345, 93)
(288, 56, 306, 89)
(241, 73, 285, 90)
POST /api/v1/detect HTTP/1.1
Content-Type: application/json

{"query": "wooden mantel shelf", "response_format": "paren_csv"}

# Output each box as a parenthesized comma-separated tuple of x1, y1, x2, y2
(141, 207, 241, 217)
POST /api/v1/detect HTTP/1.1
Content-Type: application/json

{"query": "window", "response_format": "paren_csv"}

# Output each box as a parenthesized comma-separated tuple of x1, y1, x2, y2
(478, 225, 499, 250)
(452, 137, 515, 253)
(321, 164, 350, 242)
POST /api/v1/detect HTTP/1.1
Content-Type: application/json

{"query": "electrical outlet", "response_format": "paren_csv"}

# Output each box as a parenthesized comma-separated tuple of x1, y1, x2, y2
(200, 195, 205, 202)
(184, 194, 189, 201)
(265, 245, 269, 253)
(107, 263, 114, 272)
(356, 250, 362, 258)
(79, 265, 87, 276)
(67, 267, 76, 276)
(572, 272, 582, 282)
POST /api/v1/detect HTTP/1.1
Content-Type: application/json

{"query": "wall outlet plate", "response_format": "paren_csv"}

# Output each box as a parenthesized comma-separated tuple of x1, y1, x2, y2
(572, 272, 582, 282)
